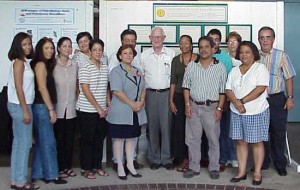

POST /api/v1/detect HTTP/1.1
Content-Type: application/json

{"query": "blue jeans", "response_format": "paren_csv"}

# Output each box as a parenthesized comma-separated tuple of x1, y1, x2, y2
(31, 104, 58, 180)
(219, 111, 237, 163)
(7, 102, 32, 184)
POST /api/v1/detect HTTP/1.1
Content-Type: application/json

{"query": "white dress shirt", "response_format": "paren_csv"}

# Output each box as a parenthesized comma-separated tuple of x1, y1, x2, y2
(141, 46, 175, 89)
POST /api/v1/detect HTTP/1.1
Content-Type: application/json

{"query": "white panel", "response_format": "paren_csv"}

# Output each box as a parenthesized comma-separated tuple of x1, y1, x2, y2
(99, 1, 284, 60)
(0, 1, 93, 89)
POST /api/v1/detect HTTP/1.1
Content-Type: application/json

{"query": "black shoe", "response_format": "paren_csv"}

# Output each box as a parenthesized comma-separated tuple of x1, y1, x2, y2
(128, 171, 142, 178)
(150, 163, 161, 170)
(230, 174, 247, 183)
(183, 169, 200, 178)
(118, 175, 127, 180)
(44, 178, 67, 184)
(277, 168, 287, 176)
(163, 163, 174, 170)
(133, 160, 144, 169)
(252, 177, 262, 186)
(210, 170, 220, 179)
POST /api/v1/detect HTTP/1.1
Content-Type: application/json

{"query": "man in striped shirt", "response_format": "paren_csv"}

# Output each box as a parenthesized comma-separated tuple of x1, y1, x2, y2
(182, 36, 227, 179)
(258, 26, 296, 176)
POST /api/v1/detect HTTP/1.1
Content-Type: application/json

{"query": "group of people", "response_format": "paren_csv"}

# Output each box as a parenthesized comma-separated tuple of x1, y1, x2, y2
(170, 26, 295, 186)
(6, 25, 295, 189)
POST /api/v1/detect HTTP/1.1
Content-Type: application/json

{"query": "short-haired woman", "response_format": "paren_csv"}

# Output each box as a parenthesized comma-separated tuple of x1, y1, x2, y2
(107, 44, 147, 180)
(226, 41, 270, 186)
(76, 38, 110, 179)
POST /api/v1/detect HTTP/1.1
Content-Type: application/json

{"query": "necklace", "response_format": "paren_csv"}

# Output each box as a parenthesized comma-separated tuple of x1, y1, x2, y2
(181, 53, 192, 66)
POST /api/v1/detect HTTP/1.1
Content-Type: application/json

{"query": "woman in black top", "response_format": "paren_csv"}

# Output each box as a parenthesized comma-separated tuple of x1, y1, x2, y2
(30, 38, 67, 185)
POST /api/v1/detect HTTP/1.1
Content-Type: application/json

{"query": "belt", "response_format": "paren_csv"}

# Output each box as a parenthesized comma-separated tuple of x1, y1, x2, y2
(147, 88, 169, 93)
(268, 92, 284, 98)
(190, 98, 218, 106)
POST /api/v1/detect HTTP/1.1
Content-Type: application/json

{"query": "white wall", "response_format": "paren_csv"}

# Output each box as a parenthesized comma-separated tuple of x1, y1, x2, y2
(0, 1, 94, 89)
(99, 1, 284, 58)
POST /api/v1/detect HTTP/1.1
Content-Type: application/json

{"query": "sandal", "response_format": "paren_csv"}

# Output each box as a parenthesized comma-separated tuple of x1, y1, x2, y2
(65, 169, 77, 177)
(59, 170, 68, 178)
(15, 183, 40, 190)
(94, 169, 109, 177)
(177, 160, 189, 172)
(81, 170, 96, 179)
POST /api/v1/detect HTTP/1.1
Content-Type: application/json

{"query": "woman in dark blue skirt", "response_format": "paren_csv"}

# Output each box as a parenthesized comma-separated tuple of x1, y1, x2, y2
(107, 44, 147, 180)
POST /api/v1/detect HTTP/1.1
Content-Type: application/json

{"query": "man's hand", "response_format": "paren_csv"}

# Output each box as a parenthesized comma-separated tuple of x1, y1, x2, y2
(215, 110, 222, 121)
(284, 98, 294, 110)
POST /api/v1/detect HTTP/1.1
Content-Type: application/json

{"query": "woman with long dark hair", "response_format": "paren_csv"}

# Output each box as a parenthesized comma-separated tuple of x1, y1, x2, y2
(30, 37, 67, 184)
(7, 32, 39, 189)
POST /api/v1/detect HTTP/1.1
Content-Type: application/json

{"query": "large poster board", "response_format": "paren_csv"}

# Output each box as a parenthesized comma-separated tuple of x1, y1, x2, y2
(0, 1, 94, 89)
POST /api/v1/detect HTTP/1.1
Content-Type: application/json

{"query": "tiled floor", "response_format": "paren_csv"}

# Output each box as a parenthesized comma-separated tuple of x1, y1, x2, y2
(63, 183, 275, 190)
(1, 124, 299, 190)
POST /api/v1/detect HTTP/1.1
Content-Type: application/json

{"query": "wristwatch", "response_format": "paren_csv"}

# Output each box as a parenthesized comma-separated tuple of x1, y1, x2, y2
(287, 95, 293, 99)
(217, 107, 223, 111)
(239, 98, 245, 104)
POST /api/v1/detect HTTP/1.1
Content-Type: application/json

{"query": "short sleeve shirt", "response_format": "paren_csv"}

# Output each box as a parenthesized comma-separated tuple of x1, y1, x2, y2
(226, 62, 269, 115)
(76, 60, 108, 113)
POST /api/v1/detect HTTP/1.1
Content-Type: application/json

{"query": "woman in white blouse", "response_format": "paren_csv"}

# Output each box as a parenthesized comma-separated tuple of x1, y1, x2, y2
(226, 41, 270, 186)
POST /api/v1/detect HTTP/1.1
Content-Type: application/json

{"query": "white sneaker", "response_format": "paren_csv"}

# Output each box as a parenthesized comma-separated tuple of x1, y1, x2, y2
(231, 160, 238, 168)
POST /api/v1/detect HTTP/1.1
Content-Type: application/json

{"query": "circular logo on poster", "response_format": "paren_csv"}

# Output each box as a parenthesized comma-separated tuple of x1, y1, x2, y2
(156, 9, 165, 17)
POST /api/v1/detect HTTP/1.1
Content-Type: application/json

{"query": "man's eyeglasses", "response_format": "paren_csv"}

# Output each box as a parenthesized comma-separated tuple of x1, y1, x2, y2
(150, 35, 165, 40)
(259, 36, 273, 41)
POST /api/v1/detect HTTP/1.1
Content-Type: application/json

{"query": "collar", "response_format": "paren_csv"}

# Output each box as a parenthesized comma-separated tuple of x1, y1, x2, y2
(120, 63, 140, 85)
(150, 46, 167, 55)
(260, 48, 273, 56)
(57, 57, 72, 67)
(198, 57, 218, 67)
(215, 48, 221, 54)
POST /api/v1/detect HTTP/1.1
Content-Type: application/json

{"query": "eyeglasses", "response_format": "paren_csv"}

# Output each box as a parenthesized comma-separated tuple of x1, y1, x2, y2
(150, 35, 165, 40)
(227, 40, 238, 45)
(259, 36, 273, 41)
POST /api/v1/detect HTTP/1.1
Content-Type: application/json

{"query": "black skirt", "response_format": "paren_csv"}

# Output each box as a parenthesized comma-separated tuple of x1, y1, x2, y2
(109, 112, 141, 138)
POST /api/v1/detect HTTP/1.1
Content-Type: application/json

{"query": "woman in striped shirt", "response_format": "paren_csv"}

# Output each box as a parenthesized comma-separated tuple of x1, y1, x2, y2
(76, 38, 110, 179)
